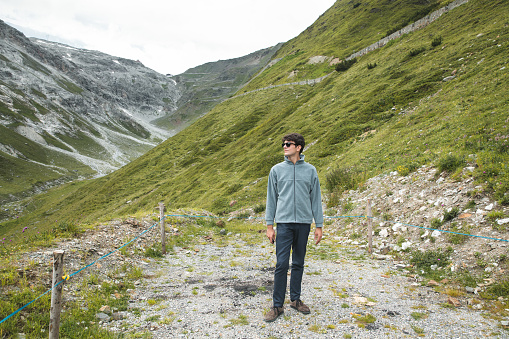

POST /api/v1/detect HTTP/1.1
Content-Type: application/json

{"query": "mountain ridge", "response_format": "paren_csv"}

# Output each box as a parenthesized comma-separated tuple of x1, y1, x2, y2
(0, 19, 182, 205)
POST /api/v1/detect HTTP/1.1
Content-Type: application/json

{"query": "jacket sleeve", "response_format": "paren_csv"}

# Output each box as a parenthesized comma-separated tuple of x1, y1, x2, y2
(311, 170, 324, 228)
(265, 168, 278, 225)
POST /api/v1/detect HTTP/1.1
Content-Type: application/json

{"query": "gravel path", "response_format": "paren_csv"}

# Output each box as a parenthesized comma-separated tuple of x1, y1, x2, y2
(98, 232, 507, 338)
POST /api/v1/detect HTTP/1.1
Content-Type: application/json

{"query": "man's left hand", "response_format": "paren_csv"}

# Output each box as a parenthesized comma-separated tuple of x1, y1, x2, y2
(314, 227, 323, 245)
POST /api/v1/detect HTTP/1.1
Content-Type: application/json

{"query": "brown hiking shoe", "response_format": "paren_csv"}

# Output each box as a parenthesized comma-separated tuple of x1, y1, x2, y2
(264, 306, 284, 322)
(290, 300, 310, 314)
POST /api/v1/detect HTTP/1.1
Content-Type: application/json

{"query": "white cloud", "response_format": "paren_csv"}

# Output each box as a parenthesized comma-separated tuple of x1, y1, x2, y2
(2, 0, 335, 74)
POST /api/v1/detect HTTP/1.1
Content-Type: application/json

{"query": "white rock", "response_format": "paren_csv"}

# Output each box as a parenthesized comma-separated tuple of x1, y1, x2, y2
(379, 229, 389, 237)
(353, 296, 368, 304)
(436, 177, 445, 184)
(431, 230, 441, 238)
(401, 242, 412, 251)
(497, 218, 509, 225)
(421, 230, 429, 238)
(392, 223, 403, 232)
(485, 203, 494, 211)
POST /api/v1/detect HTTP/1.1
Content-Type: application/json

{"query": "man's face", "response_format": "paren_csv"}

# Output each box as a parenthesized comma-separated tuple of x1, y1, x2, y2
(282, 140, 300, 157)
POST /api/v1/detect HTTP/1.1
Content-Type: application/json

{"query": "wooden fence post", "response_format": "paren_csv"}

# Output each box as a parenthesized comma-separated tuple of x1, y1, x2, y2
(49, 250, 65, 339)
(159, 202, 166, 255)
(366, 199, 373, 253)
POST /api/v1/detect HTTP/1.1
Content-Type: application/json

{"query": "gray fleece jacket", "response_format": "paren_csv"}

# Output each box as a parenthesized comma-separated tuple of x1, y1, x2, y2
(265, 154, 324, 228)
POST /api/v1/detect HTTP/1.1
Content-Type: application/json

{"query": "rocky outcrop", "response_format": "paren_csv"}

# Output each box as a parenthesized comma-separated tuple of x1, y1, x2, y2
(329, 164, 509, 281)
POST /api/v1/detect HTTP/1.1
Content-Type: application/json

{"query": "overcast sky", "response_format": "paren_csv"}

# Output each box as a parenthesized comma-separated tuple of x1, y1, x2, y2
(3, 0, 336, 75)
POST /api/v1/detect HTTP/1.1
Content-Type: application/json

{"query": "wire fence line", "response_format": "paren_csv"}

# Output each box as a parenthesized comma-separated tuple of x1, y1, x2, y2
(1, 210, 507, 325)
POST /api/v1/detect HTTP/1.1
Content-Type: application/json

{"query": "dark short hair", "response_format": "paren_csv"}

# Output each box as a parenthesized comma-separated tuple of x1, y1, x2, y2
(282, 133, 305, 154)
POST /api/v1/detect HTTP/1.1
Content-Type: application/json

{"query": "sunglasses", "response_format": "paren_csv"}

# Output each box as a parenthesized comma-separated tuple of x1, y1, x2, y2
(282, 142, 296, 148)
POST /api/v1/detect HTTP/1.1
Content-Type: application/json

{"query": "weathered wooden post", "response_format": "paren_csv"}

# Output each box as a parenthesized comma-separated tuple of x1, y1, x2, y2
(366, 199, 373, 253)
(159, 202, 166, 255)
(49, 250, 65, 339)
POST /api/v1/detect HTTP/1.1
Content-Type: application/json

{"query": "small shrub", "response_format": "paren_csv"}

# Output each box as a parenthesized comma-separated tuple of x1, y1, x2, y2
(483, 280, 509, 299)
(498, 193, 509, 206)
(430, 218, 442, 229)
(431, 36, 443, 47)
(487, 210, 505, 222)
(53, 221, 81, 237)
(253, 204, 265, 214)
(437, 154, 465, 174)
(411, 325, 425, 335)
(342, 199, 355, 213)
(455, 272, 480, 288)
(144, 246, 163, 258)
(443, 207, 460, 222)
(145, 315, 161, 322)
(408, 47, 426, 57)
(382, 213, 392, 221)
(237, 212, 250, 219)
(352, 313, 376, 324)
(349, 232, 362, 240)
(411, 312, 428, 320)
(367, 62, 377, 70)
(476, 259, 487, 268)
(397, 165, 410, 176)
(335, 58, 357, 72)
(325, 166, 362, 193)
(448, 223, 469, 245)
(397, 163, 419, 176)
(410, 248, 451, 272)
(465, 200, 476, 209)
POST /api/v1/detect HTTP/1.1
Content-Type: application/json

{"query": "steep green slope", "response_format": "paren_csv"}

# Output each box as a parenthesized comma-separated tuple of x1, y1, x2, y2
(1, 0, 507, 237)
(241, 0, 457, 91)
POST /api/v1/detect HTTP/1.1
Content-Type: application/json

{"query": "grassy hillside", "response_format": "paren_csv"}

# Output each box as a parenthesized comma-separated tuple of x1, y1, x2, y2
(241, 0, 457, 91)
(1, 0, 508, 239)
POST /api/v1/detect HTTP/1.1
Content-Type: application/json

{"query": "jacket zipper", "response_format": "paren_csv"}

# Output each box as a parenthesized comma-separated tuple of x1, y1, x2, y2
(293, 163, 296, 222)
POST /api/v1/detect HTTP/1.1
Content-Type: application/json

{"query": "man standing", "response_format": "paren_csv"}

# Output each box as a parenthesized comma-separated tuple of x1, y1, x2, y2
(264, 133, 324, 322)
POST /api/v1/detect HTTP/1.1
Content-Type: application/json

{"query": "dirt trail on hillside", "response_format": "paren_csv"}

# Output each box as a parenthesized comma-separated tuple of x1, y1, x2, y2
(74, 229, 506, 338)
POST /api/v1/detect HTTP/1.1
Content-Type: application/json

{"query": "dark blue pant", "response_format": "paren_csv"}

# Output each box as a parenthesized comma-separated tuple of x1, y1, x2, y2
(273, 223, 311, 307)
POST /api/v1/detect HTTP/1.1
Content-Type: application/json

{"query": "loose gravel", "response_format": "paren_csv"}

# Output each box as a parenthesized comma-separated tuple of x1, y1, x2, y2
(97, 233, 507, 338)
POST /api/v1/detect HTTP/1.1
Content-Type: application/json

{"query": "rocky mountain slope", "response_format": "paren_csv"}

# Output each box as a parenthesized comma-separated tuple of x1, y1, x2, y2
(0, 19, 180, 203)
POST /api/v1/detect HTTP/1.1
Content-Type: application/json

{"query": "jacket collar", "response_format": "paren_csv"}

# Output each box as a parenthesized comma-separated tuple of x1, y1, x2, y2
(284, 154, 305, 164)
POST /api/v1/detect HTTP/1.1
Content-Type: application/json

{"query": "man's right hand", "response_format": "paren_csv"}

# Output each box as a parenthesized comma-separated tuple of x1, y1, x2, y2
(266, 226, 275, 244)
